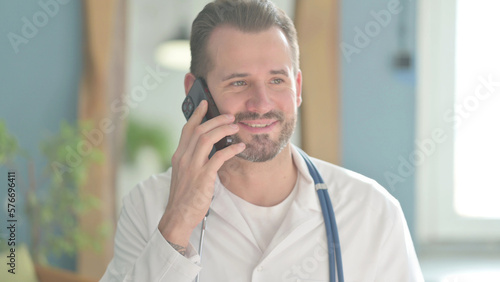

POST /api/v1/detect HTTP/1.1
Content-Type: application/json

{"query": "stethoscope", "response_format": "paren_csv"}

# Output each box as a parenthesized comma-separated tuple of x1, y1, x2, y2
(195, 148, 344, 282)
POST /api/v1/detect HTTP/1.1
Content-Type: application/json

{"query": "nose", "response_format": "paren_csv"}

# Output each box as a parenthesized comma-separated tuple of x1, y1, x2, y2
(245, 83, 273, 114)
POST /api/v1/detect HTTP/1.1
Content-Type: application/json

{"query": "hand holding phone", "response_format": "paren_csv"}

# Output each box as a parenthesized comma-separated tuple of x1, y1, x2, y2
(158, 81, 245, 248)
(182, 78, 234, 158)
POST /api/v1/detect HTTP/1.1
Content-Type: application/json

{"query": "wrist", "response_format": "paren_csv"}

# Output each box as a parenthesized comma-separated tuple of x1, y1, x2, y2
(166, 240, 188, 256)
(158, 214, 192, 248)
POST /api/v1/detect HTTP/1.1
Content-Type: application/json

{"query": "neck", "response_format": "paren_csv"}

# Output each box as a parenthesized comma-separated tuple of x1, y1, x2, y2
(218, 143, 297, 207)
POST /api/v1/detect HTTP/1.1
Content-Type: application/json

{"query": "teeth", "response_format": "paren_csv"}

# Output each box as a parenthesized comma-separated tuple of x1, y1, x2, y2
(244, 123, 270, 128)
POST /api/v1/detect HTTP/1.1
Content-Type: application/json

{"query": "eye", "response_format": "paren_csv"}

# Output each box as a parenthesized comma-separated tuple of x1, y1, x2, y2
(232, 80, 246, 86)
(271, 78, 284, 84)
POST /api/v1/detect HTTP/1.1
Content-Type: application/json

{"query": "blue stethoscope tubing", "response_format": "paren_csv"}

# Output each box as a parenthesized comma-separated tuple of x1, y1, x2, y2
(297, 148, 344, 282)
(196, 148, 344, 282)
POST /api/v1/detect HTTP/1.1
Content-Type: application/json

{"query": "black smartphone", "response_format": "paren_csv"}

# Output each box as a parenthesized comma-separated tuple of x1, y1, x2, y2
(182, 78, 234, 158)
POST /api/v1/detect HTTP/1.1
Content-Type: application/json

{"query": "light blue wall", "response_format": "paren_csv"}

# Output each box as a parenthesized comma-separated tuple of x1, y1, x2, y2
(340, 0, 417, 237)
(0, 0, 83, 270)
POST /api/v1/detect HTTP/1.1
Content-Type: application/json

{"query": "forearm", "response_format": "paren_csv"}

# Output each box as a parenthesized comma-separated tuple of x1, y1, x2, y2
(101, 188, 201, 282)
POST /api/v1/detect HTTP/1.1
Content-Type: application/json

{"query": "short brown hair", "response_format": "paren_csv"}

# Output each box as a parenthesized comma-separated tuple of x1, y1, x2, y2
(190, 0, 299, 79)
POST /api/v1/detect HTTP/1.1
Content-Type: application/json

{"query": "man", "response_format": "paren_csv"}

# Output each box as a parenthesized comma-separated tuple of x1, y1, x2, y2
(102, 0, 424, 281)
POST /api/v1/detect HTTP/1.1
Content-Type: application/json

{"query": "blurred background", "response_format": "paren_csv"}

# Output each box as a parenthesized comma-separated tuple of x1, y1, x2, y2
(0, 0, 499, 281)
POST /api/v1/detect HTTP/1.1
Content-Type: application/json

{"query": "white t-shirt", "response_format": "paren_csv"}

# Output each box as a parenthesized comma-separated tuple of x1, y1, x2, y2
(227, 181, 299, 252)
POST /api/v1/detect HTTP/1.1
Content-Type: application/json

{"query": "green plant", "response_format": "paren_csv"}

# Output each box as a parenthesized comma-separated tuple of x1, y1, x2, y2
(0, 120, 110, 265)
(125, 118, 172, 170)
(0, 121, 25, 163)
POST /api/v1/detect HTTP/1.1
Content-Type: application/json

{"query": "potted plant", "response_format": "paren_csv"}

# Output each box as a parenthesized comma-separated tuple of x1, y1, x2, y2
(0, 120, 110, 267)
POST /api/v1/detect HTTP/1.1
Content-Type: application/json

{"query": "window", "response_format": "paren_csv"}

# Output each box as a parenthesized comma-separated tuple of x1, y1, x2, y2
(453, 0, 500, 219)
(417, 0, 500, 243)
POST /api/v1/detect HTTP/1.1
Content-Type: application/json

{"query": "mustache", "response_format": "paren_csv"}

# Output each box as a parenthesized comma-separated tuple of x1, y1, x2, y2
(234, 111, 285, 123)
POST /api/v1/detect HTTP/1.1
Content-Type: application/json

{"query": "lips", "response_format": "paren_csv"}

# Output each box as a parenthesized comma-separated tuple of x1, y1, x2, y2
(234, 111, 285, 133)
(240, 122, 274, 128)
(238, 120, 278, 133)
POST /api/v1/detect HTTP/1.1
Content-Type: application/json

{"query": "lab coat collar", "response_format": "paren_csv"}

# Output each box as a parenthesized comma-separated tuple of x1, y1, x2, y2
(290, 144, 323, 213)
(262, 145, 324, 257)
(211, 176, 258, 248)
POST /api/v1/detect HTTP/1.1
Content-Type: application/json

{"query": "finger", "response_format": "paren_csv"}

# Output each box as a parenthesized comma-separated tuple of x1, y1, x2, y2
(183, 113, 235, 158)
(190, 123, 240, 165)
(177, 100, 208, 153)
(185, 99, 208, 131)
(196, 113, 235, 135)
(204, 142, 246, 174)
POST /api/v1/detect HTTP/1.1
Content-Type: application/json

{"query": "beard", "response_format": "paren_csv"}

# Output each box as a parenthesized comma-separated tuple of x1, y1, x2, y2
(231, 110, 296, 162)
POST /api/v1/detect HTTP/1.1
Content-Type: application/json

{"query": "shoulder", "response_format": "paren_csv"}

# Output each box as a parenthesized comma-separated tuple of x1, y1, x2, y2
(123, 168, 172, 206)
(309, 157, 400, 217)
(120, 168, 173, 228)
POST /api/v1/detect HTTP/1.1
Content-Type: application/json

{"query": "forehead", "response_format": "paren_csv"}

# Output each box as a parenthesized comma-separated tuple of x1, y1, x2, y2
(206, 25, 293, 77)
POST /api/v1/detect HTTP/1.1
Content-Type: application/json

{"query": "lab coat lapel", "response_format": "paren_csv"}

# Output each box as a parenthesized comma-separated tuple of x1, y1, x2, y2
(262, 147, 324, 258)
(209, 176, 260, 250)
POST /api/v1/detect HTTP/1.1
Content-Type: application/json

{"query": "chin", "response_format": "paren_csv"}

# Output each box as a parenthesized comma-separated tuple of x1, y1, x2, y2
(235, 134, 288, 162)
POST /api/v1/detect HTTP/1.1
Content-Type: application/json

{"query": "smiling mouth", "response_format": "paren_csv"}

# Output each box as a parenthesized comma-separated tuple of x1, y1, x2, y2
(240, 122, 273, 128)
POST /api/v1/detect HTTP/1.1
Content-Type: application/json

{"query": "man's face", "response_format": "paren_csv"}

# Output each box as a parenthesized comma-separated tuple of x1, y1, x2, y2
(205, 25, 302, 162)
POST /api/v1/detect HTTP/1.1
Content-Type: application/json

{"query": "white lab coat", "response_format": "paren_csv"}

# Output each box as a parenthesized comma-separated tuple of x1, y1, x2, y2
(101, 146, 424, 282)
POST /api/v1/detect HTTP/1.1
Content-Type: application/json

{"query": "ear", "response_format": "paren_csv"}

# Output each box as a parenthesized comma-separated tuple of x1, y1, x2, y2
(184, 73, 197, 95)
(295, 69, 303, 107)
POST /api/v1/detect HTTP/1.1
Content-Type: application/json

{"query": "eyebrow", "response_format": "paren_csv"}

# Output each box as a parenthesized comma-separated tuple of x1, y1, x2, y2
(270, 69, 289, 76)
(221, 69, 289, 82)
(221, 73, 249, 82)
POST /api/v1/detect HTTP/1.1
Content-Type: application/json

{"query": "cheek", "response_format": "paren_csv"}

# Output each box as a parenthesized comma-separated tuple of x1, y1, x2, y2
(280, 92, 300, 111)
(214, 89, 299, 115)
(214, 95, 243, 115)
